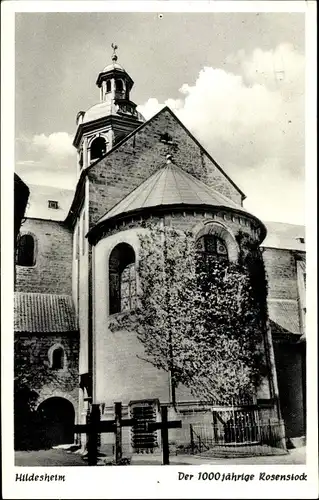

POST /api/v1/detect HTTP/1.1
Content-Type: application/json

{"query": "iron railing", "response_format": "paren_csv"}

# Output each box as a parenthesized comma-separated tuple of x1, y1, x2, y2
(187, 419, 286, 457)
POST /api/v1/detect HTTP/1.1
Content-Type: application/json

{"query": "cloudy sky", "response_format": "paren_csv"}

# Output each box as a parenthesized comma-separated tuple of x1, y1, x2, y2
(15, 11, 305, 224)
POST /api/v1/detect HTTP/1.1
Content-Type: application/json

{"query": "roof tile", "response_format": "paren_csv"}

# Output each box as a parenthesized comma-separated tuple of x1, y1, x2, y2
(14, 293, 78, 333)
(97, 162, 247, 225)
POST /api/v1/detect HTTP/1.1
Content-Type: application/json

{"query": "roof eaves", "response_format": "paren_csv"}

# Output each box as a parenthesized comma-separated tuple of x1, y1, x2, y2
(88, 202, 264, 245)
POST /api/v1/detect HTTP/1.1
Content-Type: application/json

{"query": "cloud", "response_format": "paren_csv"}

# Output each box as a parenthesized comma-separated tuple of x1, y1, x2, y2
(15, 44, 305, 223)
(137, 43, 305, 223)
(16, 131, 76, 189)
(31, 132, 74, 158)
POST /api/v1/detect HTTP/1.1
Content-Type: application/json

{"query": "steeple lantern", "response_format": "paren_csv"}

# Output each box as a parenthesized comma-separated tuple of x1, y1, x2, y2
(96, 44, 134, 104)
(73, 44, 145, 178)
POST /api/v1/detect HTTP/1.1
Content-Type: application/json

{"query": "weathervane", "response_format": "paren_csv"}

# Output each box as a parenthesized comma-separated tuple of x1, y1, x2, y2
(111, 43, 118, 62)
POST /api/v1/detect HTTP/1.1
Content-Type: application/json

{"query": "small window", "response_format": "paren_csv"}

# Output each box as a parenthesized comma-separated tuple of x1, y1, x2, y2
(48, 200, 59, 209)
(90, 136, 107, 161)
(16, 233, 36, 266)
(296, 236, 305, 244)
(160, 132, 173, 144)
(115, 79, 124, 92)
(79, 150, 83, 169)
(196, 235, 228, 262)
(106, 80, 111, 93)
(52, 346, 64, 370)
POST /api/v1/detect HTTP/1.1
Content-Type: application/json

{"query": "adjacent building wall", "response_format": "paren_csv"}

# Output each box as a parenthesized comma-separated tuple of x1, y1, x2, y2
(15, 332, 79, 413)
(262, 245, 306, 441)
(15, 218, 73, 295)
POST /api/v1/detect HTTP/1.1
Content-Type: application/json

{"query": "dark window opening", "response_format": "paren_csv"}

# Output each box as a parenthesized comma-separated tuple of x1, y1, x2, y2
(109, 243, 136, 315)
(160, 132, 173, 144)
(48, 200, 59, 209)
(16, 234, 35, 267)
(115, 79, 124, 92)
(79, 150, 83, 168)
(196, 235, 229, 263)
(52, 347, 64, 370)
(90, 137, 107, 161)
(106, 80, 111, 92)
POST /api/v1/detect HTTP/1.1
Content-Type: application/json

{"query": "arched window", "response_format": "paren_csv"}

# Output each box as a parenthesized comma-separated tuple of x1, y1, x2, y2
(16, 233, 36, 266)
(115, 79, 124, 92)
(106, 80, 111, 93)
(51, 346, 64, 370)
(196, 235, 229, 263)
(79, 149, 83, 169)
(109, 243, 136, 315)
(90, 137, 107, 161)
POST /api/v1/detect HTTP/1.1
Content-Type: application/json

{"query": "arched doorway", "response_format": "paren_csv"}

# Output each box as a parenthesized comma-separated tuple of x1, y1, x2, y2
(37, 397, 75, 448)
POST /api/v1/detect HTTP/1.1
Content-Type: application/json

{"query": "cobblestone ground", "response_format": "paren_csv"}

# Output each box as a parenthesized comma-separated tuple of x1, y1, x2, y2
(15, 447, 306, 466)
(15, 449, 87, 466)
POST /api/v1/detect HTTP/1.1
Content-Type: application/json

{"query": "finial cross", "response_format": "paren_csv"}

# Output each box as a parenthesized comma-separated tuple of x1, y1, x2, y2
(111, 43, 118, 61)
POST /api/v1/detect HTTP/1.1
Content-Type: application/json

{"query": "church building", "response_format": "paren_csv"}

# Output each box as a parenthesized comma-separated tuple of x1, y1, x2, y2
(14, 47, 306, 453)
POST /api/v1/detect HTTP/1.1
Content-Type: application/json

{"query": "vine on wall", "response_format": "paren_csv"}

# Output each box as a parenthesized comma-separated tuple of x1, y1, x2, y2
(14, 337, 78, 449)
(110, 224, 268, 403)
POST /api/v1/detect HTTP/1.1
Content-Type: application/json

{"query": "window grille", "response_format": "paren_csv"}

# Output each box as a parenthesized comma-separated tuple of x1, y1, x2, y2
(130, 400, 158, 453)
(109, 243, 136, 315)
(196, 235, 228, 262)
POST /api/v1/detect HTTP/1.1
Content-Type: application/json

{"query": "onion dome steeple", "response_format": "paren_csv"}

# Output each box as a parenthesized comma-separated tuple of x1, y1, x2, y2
(73, 44, 145, 177)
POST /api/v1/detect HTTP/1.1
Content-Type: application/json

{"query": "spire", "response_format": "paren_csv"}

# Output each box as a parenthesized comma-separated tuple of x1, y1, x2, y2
(111, 42, 118, 62)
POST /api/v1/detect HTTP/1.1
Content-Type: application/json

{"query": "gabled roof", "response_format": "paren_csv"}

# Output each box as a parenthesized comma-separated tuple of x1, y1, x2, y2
(14, 293, 77, 333)
(66, 106, 245, 227)
(25, 184, 75, 222)
(262, 221, 305, 251)
(97, 160, 247, 227)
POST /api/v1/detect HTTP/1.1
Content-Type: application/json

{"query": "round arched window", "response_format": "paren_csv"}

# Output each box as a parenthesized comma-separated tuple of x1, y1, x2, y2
(90, 137, 107, 161)
(196, 235, 229, 262)
(109, 243, 136, 315)
(16, 233, 36, 266)
(115, 79, 124, 92)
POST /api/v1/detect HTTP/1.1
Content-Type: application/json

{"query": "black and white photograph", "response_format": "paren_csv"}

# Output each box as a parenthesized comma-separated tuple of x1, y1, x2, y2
(1, 1, 318, 498)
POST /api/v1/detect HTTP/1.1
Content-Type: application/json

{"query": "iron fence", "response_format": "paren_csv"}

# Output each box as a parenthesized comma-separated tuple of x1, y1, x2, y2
(187, 419, 286, 457)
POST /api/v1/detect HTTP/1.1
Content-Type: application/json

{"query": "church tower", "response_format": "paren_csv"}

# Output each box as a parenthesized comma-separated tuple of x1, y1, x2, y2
(73, 44, 145, 176)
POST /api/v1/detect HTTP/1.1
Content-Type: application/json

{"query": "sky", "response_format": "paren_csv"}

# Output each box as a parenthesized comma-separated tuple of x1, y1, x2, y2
(15, 11, 306, 224)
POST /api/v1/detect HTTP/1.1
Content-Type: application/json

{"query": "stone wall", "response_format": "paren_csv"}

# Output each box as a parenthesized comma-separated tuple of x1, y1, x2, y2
(15, 332, 79, 414)
(15, 218, 73, 295)
(263, 248, 299, 301)
(88, 108, 244, 227)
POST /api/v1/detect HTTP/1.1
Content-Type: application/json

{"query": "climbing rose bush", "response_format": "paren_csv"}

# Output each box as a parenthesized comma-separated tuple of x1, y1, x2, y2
(110, 224, 268, 403)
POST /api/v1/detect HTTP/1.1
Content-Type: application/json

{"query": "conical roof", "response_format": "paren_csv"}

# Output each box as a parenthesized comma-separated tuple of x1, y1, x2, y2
(97, 160, 248, 226)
